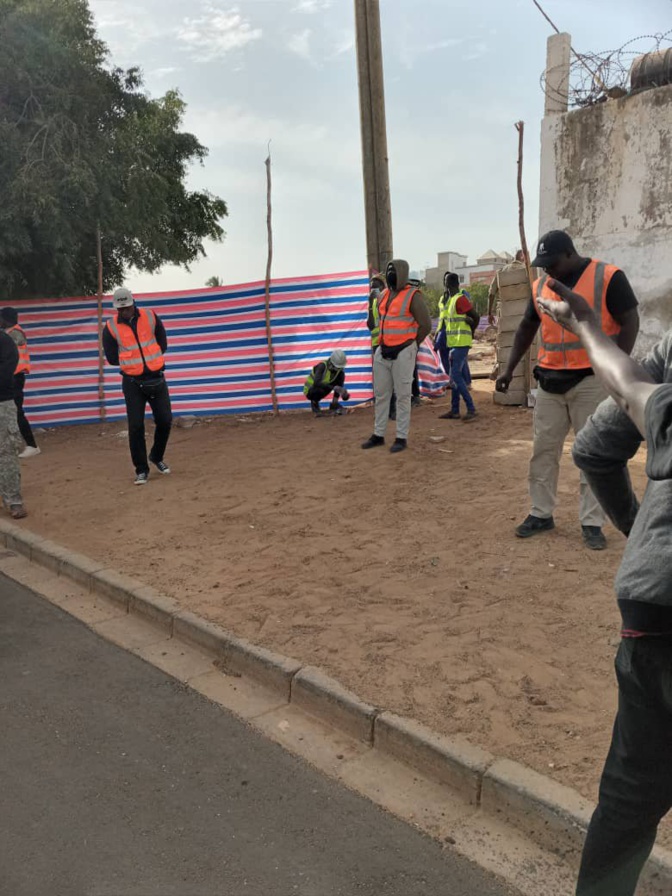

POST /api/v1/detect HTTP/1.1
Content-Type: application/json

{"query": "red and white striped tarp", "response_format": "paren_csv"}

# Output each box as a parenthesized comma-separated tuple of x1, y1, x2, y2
(16, 271, 449, 427)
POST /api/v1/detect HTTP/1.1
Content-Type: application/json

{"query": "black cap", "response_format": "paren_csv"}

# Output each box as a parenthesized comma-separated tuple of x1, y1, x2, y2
(1, 307, 18, 326)
(531, 230, 576, 268)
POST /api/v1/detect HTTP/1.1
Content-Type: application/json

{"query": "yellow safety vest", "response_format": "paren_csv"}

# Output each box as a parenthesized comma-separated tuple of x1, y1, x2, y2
(446, 293, 472, 348)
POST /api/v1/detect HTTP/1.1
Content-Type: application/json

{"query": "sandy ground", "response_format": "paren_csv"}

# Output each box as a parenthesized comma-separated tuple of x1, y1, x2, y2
(16, 377, 661, 822)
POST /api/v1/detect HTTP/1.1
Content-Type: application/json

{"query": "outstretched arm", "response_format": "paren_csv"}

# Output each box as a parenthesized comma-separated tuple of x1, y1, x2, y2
(538, 280, 656, 435)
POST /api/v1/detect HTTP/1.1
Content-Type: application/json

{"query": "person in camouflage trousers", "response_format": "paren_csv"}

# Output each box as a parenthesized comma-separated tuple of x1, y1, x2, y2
(0, 329, 26, 519)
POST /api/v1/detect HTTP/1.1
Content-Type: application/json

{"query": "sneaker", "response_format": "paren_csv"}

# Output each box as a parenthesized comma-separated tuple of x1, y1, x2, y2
(582, 526, 607, 551)
(9, 504, 27, 519)
(361, 434, 385, 450)
(463, 410, 478, 422)
(19, 446, 40, 458)
(390, 438, 407, 454)
(150, 459, 171, 475)
(439, 411, 461, 420)
(515, 515, 555, 538)
(134, 471, 149, 485)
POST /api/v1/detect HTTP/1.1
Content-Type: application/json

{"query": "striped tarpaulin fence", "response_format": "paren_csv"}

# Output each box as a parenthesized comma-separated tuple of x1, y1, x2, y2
(16, 271, 449, 427)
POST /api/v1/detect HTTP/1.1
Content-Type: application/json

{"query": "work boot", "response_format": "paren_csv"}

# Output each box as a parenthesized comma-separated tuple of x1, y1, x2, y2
(439, 411, 460, 420)
(311, 400, 322, 417)
(361, 434, 385, 450)
(390, 438, 407, 454)
(515, 515, 555, 538)
(582, 526, 607, 551)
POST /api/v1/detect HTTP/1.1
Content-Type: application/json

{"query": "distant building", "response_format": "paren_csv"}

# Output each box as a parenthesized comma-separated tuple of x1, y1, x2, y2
(424, 249, 514, 290)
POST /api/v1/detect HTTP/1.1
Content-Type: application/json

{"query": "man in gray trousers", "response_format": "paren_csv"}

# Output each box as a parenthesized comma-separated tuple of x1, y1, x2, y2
(361, 259, 431, 454)
(537, 278, 672, 896)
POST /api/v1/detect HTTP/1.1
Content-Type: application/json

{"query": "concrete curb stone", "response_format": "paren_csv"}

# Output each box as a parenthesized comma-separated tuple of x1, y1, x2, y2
(374, 712, 494, 806)
(2, 518, 672, 892)
(291, 665, 378, 743)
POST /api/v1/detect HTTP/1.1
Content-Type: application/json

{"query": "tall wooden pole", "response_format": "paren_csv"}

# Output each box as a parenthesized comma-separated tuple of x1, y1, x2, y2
(96, 225, 106, 422)
(514, 122, 533, 396)
(354, 0, 393, 275)
(264, 148, 279, 416)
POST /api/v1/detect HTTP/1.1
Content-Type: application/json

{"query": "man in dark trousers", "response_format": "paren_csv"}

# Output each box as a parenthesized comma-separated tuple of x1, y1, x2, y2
(303, 350, 349, 416)
(1, 307, 40, 458)
(439, 273, 479, 421)
(103, 287, 172, 485)
(496, 230, 639, 550)
(537, 279, 672, 896)
(361, 259, 431, 453)
(0, 329, 26, 518)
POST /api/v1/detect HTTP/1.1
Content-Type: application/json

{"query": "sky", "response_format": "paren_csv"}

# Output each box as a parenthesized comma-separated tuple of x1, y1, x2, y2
(89, 0, 672, 291)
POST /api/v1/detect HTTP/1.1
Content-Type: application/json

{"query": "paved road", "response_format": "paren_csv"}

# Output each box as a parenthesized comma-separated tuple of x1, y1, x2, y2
(0, 573, 518, 896)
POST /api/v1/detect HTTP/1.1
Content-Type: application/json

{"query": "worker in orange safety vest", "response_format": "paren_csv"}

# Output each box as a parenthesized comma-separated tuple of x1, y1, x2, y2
(103, 287, 172, 485)
(0, 307, 40, 458)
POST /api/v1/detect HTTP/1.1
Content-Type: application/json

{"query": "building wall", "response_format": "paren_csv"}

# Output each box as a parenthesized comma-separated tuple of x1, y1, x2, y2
(539, 83, 672, 353)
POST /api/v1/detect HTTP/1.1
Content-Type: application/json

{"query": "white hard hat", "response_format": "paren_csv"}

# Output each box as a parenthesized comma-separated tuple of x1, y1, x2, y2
(329, 349, 347, 369)
(112, 287, 134, 309)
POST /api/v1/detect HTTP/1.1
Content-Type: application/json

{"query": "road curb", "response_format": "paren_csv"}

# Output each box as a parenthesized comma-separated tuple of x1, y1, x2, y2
(1, 517, 671, 892)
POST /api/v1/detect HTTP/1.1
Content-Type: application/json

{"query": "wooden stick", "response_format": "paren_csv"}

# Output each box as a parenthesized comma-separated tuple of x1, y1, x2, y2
(264, 146, 279, 416)
(96, 224, 106, 422)
(514, 122, 532, 396)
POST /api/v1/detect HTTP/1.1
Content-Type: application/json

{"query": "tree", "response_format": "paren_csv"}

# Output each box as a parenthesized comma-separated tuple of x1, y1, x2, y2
(464, 282, 490, 316)
(205, 276, 223, 288)
(0, 0, 227, 299)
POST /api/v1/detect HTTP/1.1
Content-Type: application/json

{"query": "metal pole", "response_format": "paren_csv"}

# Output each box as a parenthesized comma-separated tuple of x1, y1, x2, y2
(264, 149, 279, 416)
(96, 224, 106, 422)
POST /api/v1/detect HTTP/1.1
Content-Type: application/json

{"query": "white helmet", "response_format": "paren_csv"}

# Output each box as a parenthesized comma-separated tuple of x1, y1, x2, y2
(112, 287, 134, 309)
(329, 349, 347, 369)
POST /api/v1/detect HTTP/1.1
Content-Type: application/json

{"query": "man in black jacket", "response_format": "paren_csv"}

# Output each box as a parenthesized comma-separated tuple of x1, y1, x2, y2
(103, 287, 172, 485)
(0, 329, 26, 517)
(538, 279, 672, 896)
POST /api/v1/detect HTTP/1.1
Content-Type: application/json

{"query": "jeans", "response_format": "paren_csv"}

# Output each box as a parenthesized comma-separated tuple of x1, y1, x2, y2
(13, 373, 37, 448)
(576, 637, 672, 895)
(122, 375, 173, 474)
(436, 333, 471, 385)
(450, 346, 475, 414)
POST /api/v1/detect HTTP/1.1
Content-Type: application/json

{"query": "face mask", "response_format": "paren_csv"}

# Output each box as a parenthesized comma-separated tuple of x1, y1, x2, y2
(386, 269, 398, 290)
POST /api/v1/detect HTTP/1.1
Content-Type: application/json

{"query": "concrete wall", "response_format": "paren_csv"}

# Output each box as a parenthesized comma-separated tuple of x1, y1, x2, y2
(539, 83, 672, 353)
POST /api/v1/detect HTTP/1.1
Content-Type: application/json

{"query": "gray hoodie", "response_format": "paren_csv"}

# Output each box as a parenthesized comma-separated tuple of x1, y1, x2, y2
(573, 331, 672, 608)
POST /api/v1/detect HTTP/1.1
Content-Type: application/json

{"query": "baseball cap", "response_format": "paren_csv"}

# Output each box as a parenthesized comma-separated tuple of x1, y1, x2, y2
(112, 287, 134, 309)
(531, 230, 576, 268)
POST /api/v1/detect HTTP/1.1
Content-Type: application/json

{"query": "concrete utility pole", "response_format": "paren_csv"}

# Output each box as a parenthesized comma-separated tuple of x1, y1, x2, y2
(354, 0, 393, 276)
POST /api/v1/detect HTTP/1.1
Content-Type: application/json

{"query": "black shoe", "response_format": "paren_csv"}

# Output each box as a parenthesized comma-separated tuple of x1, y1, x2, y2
(582, 526, 607, 551)
(463, 410, 478, 422)
(411, 395, 421, 407)
(515, 515, 555, 538)
(389, 410, 397, 421)
(362, 435, 385, 449)
(150, 458, 171, 475)
(311, 400, 322, 416)
(390, 438, 407, 453)
(134, 471, 149, 486)
(439, 411, 460, 420)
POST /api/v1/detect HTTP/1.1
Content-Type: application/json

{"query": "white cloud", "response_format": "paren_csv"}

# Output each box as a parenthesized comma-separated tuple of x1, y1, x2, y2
(287, 28, 313, 63)
(293, 0, 332, 13)
(178, 5, 262, 61)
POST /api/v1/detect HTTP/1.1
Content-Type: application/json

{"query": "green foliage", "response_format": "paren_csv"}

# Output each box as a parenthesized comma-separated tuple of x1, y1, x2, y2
(464, 282, 490, 316)
(0, 0, 227, 299)
(205, 276, 223, 288)
(419, 285, 441, 318)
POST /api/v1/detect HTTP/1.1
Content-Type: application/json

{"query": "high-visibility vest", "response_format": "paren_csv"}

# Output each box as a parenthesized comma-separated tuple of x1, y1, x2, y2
(532, 260, 621, 370)
(7, 325, 30, 374)
(303, 361, 339, 396)
(370, 297, 380, 348)
(436, 293, 450, 334)
(446, 292, 473, 348)
(378, 286, 419, 347)
(106, 308, 164, 377)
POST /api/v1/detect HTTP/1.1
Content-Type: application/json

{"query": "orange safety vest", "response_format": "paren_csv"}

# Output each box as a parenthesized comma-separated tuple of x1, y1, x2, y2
(7, 325, 30, 374)
(106, 308, 164, 377)
(378, 286, 419, 348)
(532, 260, 621, 370)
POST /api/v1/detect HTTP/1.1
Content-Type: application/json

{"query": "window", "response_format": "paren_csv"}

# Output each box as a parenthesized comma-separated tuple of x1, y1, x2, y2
(459, 275, 465, 284)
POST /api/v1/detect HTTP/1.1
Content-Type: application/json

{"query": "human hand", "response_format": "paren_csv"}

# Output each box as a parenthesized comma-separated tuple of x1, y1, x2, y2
(537, 279, 595, 334)
(495, 371, 512, 393)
